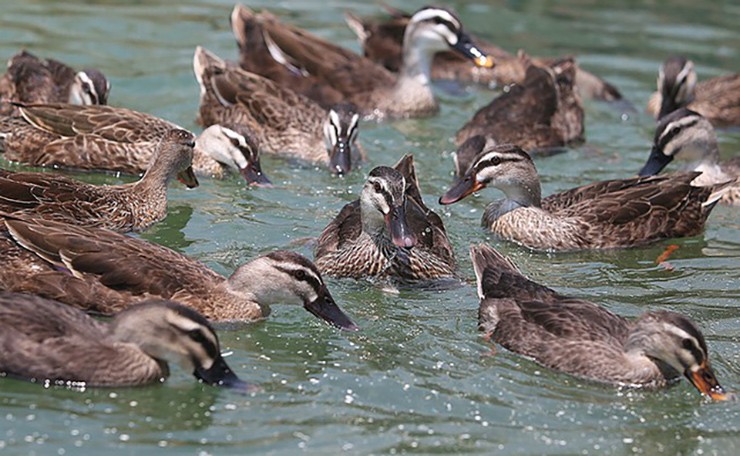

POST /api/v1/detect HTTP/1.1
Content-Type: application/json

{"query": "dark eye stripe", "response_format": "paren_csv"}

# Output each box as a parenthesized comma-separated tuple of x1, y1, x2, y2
(275, 266, 322, 292)
(433, 17, 459, 33)
(658, 118, 699, 151)
(185, 328, 219, 359)
(476, 155, 521, 171)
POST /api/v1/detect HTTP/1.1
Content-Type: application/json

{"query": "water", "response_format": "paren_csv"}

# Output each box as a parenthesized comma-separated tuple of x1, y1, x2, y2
(1, 0, 739, 454)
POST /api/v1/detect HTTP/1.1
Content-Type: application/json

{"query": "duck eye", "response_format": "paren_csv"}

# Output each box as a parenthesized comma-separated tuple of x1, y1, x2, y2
(294, 270, 306, 280)
(682, 338, 693, 350)
(491, 156, 502, 166)
(373, 182, 382, 193)
(187, 329, 208, 345)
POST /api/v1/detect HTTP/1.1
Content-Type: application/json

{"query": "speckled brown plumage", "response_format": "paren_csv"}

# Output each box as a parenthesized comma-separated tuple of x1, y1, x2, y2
(647, 56, 740, 127)
(0, 128, 197, 233)
(0, 50, 110, 116)
(193, 46, 364, 174)
(0, 215, 355, 329)
(231, 5, 493, 120)
(0, 292, 244, 388)
(441, 144, 731, 251)
(471, 243, 728, 399)
(344, 7, 622, 101)
(315, 155, 455, 281)
(455, 58, 584, 153)
(0, 103, 261, 181)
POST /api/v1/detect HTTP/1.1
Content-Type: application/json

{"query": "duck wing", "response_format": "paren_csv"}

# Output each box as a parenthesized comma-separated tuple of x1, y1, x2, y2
(314, 200, 362, 259)
(395, 154, 455, 266)
(3, 216, 223, 314)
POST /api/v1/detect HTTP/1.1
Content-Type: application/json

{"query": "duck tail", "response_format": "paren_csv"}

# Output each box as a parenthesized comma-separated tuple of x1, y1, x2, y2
(702, 177, 738, 210)
(343, 11, 368, 45)
(469, 243, 523, 300)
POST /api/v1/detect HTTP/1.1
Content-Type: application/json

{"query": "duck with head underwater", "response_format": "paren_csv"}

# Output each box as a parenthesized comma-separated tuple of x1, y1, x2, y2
(470, 243, 731, 401)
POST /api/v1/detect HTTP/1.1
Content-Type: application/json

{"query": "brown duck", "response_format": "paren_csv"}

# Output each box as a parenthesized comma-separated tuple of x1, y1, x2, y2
(193, 46, 363, 175)
(440, 144, 732, 251)
(0, 50, 110, 116)
(0, 128, 197, 233)
(455, 56, 584, 153)
(231, 4, 494, 120)
(0, 214, 357, 330)
(315, 155, 455, 281)
(0, 293, 248, 389)
(343, 5, 622, 101)
(647, 56, 740, 127)
(0, 103, 269, 185)
(471, 243, 729, 400)
(638, 108, 739, 205)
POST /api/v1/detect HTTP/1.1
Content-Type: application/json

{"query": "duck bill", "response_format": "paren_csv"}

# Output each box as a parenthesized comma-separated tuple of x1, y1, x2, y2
(304, 285, 359, 331)
(451, 33, 495, 68)
(685, 362, 730, 401)
(385, 204, 416, 248)
(177, 166, 199, 188)
(194, 355, 251, 390)
(239, 163, 272, 187)
(328, 140, 352, 175)
(439, 173, 485, 205)
(638, 146, 673, 176)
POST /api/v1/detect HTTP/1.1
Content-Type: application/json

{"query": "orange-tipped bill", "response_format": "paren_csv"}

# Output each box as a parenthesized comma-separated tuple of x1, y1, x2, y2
(452, 33, 495, 69)
(439, 174, 485, 205)
(177, 166, 199, 188)
(686, 362, 731, 401)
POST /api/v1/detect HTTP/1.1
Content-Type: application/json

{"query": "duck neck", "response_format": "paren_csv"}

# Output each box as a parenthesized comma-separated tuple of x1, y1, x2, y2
(397, 24, 441, 90)
(500, 179, 542, 210)
(191, 143, 220, 177)
(132, 151, 175, 197)
(398, 42, 434, 87)
(360, 200, 389, 243)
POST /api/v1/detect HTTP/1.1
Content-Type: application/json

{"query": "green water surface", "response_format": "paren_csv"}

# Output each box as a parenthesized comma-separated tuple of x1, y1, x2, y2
(0, 1, 739, 454)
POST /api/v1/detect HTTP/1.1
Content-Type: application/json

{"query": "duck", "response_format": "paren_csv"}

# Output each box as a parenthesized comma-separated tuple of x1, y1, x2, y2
(439, 144, 732, 251)
(638, 108, 739, 205)
(0, 102, 269, 185)
(231, 4, 494, 120)
(343, 6, 622, 101)
(0, 292, 248, 389)
(470, 243, 729, 400)
(647, 56, 740, 127)
(0, 214, 357, 330)
(455, 56, 584, 153)
(193, 46, 364, 175)
(0, 128, 198, 233)
(0, 50, 110, 116)
(315, 155, 455, 281)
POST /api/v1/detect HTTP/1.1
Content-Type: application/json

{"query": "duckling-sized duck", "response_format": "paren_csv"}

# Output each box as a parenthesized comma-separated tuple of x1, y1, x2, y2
(0, 214, 357, 330)
(0, 50, 110, 116)
(0, 103, 269, 185)
(471, 243, 729, 400)
(439, 144, 733, 251)
(193, 46, 363, 175)
(343, 6, 622, 101)
(0, 292, 248, 389)
(455, 56, 584, 153)
(231, 4, 494, 120)
(0, 128, 197, 233)
(315, 155, 455, 281)
(639, 108, 739, 205)
(647, 56, 740, 127)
